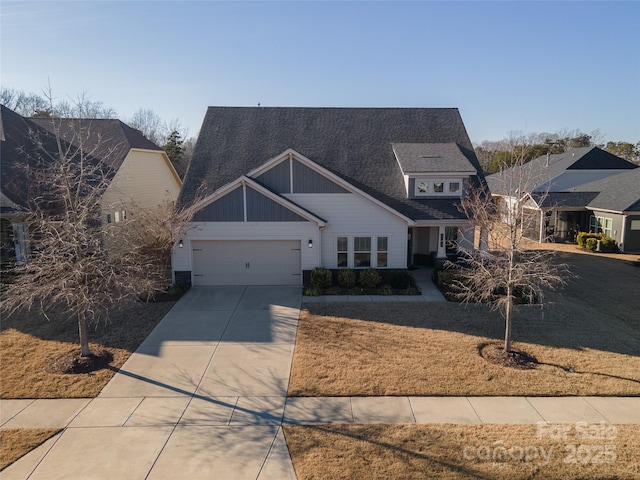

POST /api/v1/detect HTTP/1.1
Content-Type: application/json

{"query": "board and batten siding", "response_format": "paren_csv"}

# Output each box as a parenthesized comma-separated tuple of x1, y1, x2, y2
(172, 221, 321, 274)
(285, 193, 408, 268)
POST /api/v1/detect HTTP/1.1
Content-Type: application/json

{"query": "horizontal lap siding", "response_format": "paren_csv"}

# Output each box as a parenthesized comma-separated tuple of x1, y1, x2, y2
(285, 193, 408, 268)
(101, 151, 180, 212)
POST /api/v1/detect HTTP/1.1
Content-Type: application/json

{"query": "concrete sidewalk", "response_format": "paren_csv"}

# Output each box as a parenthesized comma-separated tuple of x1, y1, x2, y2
(2, 394, 638, 478)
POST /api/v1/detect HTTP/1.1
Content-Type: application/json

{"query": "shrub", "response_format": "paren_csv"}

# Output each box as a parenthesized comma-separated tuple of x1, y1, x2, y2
(325, 286, 341, 295)
(348, 287, 363, 295)
(390, 270, 415, 289)
(337, 269, 356, 288)
(585, 238, 598, 251)
(600, 236, 618, 253)
(303, 286, 321, 296)
(406, 286, 420, 295)
(358, 268, 381, 288)
(577, 232, 602, 247)
(378, 284, 393, 295)
(310, 267, 332, 289)
(436, 268, 465, 288)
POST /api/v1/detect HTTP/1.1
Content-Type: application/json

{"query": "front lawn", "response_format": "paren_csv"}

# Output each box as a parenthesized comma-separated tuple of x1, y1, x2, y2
(288, 252, 640, 397)
(284, 424, 640, 480)
(0, 298, 175, 470)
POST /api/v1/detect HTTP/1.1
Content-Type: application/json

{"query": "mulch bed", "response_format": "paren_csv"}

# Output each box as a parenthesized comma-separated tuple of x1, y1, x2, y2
(46, 348, 114, 374)
(479, 342, 538, 370)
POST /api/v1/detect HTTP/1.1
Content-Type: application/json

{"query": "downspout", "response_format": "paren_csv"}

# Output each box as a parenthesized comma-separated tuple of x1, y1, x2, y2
(539, 209, 545, 243)
(620, 214, 627, 252)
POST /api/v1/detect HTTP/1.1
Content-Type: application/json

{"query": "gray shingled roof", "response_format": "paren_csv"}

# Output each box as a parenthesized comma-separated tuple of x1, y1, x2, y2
(180, 107, 485, 221)
(392, 143, 477, 174)
(1, 106, 164, 212)
(486, 146, 637, 196)
(530, 191, 600, 209)
(580, 168, 640, 213)
(30, 117, 162, 172)
(1, 105, 72, 210)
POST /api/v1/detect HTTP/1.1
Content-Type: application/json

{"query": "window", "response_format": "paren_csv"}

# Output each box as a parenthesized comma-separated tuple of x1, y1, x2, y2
(114, 211, 120, 223)
(337, 237, 348, 267)
(631, 220, 640, 231)
(121, 210, 127, 221)
(377, 237, 388, 267)
(590, 215, 612, 237)
(354, 236, 371, 267)
(106, 214, 112, 224)
(414, 178, 463, 197)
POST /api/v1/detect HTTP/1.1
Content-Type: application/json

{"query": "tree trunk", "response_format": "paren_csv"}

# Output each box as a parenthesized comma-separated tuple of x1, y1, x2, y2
(78, 310, 91, 357)
(504, 285, 513, 353)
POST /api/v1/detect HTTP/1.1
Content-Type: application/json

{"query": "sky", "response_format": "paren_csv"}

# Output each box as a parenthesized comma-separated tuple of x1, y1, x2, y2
(1, 1, 639, 144)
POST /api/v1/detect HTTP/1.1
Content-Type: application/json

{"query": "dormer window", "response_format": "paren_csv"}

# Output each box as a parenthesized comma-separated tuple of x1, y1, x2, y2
(414, 178, 463, 197)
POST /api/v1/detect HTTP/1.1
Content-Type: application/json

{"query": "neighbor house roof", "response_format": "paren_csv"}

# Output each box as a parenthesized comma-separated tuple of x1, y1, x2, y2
(528, 168, 640, 213)
(1, 105, 74, 211)
(180, 107, 485, 221)
(486, 146, 638, 196)
(579, 168, 640, 213)
(530, 191, 600, 209)
(30, 117, 163, 172)
(1, 105, 170, 213)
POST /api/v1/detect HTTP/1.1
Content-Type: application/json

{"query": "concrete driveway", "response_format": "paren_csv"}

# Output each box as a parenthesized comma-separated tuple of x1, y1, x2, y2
(2, 286, 301, 480)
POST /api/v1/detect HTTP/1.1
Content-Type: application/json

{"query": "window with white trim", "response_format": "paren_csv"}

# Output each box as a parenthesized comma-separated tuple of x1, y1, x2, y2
(589, 215, 612, 237)
(414, 179, 463, 197)
(337, 236, 348, 268)
(377, 237, 388, 267)
(354, 236, 371, 267)
(114, 211, 120, 223)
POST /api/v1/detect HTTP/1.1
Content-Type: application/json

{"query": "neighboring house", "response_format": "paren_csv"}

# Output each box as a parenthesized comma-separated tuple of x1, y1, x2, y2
(173, 107, 486, 286)
(486, 146, 640, 252)
(0, 104, 182, 265)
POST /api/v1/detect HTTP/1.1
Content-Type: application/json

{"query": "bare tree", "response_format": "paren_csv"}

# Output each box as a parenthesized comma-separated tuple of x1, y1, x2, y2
(448, 141, 569, 354)
(0, 95, 189, 358)
(128, 108, 164, 144)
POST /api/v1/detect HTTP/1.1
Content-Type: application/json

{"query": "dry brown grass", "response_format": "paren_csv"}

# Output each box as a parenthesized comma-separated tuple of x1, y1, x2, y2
(284, 424, 640, 480)
(0, 300, 175, 398)
(289, 252, 640, 396)
(0, 429, 60, 470)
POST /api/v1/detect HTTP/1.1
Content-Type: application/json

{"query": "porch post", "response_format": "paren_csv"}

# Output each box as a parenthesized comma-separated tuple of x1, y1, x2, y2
(437, 225, 447, 258)
(539, 210, 545, 243)
(12, 221, 27, 265)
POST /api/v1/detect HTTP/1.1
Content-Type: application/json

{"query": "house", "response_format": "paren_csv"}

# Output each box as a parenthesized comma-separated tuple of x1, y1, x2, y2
(172, 107, 486, 286)
(0, 104, 182, 265)
(486, 146, 640, 252)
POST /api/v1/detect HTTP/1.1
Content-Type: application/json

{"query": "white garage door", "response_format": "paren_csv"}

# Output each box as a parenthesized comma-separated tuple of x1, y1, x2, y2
(191, 240, 302, 286)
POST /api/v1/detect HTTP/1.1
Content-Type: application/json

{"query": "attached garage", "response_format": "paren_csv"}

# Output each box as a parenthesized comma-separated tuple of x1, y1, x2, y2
(191, 240, 302, 286)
